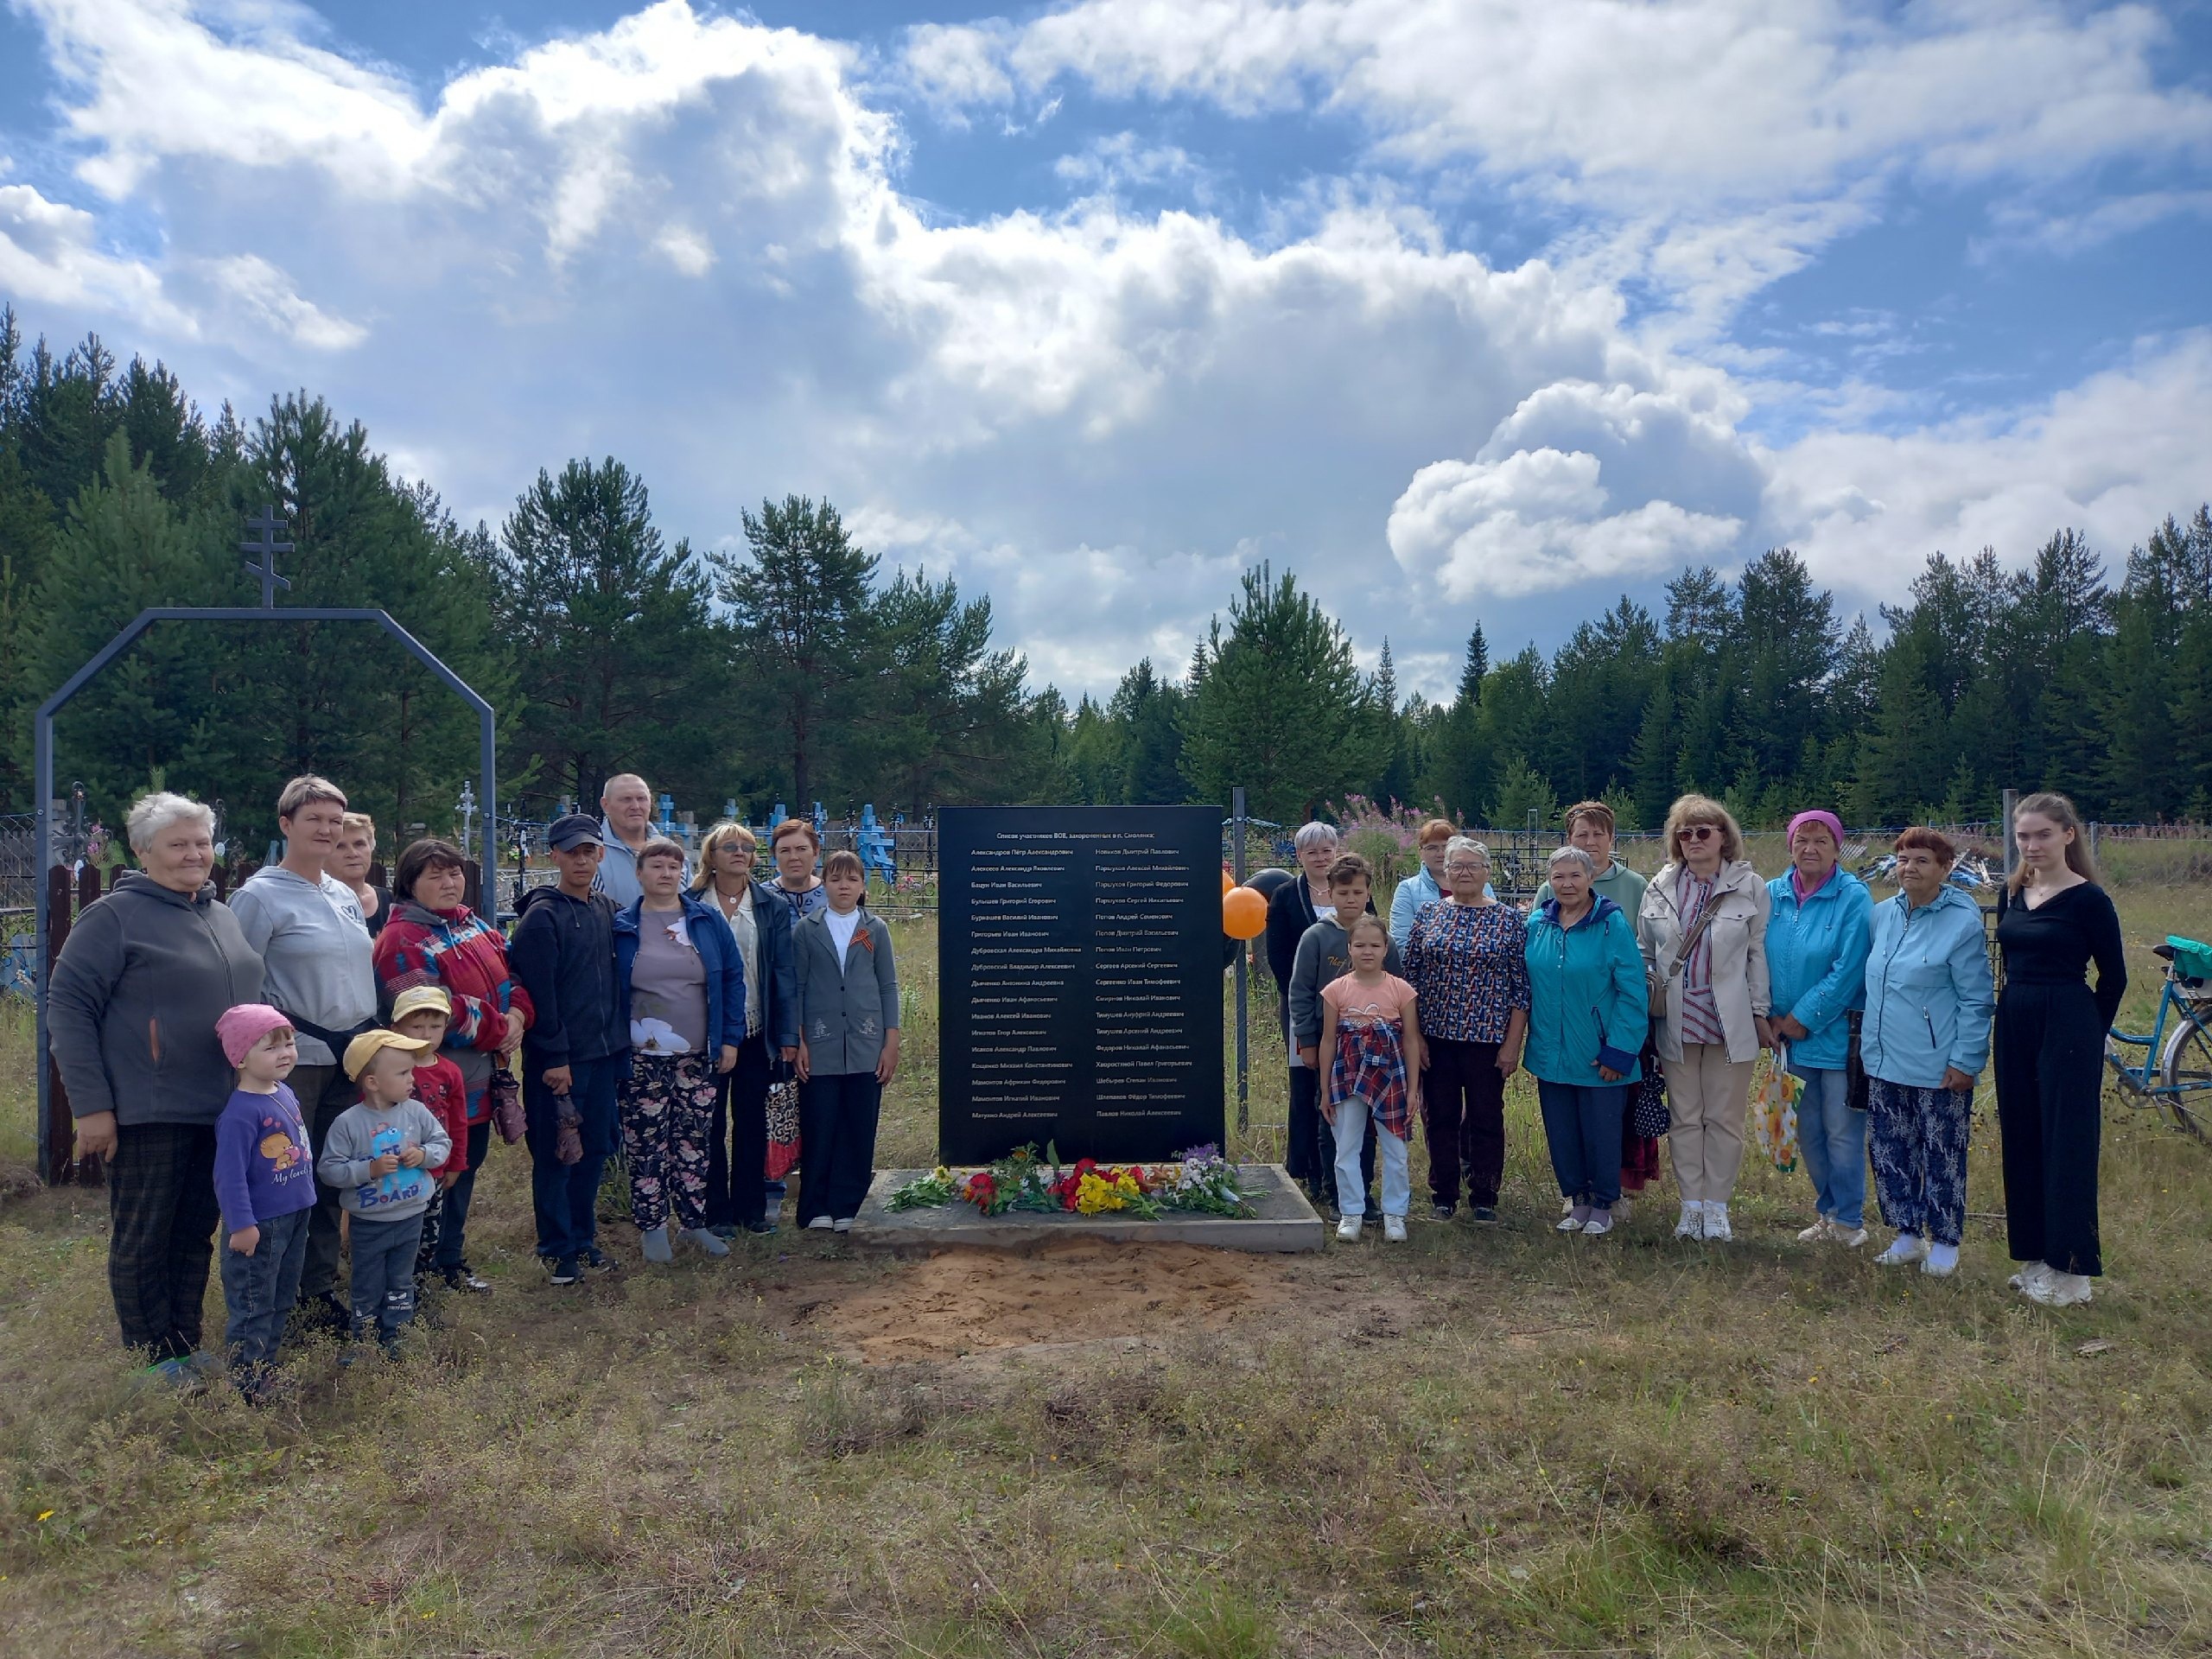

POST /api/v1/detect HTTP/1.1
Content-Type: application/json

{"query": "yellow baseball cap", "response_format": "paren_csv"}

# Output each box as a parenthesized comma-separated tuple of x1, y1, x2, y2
(389, 985, 454, 1025)
(343, 1028, 433, 1081)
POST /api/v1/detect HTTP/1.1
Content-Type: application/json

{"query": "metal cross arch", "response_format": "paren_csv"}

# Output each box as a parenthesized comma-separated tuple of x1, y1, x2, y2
(31, 505, 499, 1183)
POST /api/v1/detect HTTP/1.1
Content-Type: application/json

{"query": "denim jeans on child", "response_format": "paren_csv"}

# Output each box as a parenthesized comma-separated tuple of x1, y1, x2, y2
(1789, 1060, 1866, 1230)
(432, 1116, 492, 1273)
(1536, 1082, 1630, 1209)
(1329, 1097, 1409, 1219)
(219, 1205, 310, 1390)
(347, 1213, 427, 1345)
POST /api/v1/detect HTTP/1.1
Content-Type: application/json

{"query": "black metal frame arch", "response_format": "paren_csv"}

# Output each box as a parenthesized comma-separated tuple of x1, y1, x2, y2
(33, 606, 498, 1183)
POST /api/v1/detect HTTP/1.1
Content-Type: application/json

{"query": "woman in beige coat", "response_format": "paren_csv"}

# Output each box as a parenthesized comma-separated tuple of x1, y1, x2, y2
(1637, 795, 1773, 1242)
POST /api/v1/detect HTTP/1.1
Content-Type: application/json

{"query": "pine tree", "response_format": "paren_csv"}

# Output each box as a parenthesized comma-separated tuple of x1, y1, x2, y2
(492, 456, 719, 812)
(1109, 658, 1185, 804)
(1179, 563, 1374, 822)
(714, 495, 877, 808)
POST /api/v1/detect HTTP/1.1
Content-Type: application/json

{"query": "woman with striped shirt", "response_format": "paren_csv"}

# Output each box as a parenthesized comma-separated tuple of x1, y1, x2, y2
(1637, 796, 1773, 1243)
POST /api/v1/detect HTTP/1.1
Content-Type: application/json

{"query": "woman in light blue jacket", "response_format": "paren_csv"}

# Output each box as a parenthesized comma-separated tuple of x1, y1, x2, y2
(1859, 828, 1995, 1279)
(1765, 810, 1873, 1247)
(1522, 848, 1649, 1237)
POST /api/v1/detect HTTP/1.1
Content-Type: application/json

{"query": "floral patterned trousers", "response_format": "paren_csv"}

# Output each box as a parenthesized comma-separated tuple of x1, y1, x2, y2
(620, 1052, 720, 1234)
(1866, 1077, 1972, 1248)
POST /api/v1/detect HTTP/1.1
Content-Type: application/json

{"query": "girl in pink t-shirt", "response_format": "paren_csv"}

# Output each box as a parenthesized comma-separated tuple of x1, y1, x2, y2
(1317, 914, 1424, 1242)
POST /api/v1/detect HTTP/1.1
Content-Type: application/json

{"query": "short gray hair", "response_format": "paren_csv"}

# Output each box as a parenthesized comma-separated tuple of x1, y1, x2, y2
(1293, 821, 1339, 853)
(276, 774, 346, 821)
(1546, 845, 1597, 878)
(127, 791, 214, 853)
(1443, 836, 1491, 870)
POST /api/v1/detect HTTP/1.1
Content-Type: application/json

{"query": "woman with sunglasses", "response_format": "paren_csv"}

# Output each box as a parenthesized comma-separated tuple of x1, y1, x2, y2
(1637, 795, 1773, 1242)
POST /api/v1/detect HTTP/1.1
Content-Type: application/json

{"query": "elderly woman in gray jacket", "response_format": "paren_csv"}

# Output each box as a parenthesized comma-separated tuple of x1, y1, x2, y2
(792, 850, 900, 1231)
(1637, 794, 1774, 1243)
(48, 792, 264, 1380)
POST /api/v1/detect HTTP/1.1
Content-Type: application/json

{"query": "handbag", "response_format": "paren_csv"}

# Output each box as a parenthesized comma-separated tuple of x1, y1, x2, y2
(1648, 875, 1725, 1016)
(1632, 1056, 1671, 1138)
(1843, 1010, 1869, 1114)
(488, 1060, 525, 1145)
(764, 1058, 802, 1181)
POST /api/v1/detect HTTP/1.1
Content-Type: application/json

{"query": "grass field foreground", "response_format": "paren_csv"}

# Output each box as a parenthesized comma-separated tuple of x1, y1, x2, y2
(0, 885, 2207, 1655)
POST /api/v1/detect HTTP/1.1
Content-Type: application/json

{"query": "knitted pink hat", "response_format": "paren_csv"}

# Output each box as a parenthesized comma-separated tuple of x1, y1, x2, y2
(216, 1004, 294, 1066)
(1787, 810, 1847, 849)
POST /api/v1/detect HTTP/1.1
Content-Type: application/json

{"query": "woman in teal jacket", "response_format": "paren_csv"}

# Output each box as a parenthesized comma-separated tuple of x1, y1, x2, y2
(1859, 827, 1995, 1278)
(1522, 848, 1649, 1236)
(1765, 810, 1873, 1247)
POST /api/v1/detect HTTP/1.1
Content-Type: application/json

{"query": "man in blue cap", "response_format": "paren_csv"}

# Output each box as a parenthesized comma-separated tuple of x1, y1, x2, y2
(508, 813, 628, 1283)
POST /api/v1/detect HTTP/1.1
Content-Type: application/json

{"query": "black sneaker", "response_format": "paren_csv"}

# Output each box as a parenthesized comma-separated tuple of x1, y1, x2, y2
(709, 1225, 741, 1241)
(1471, 1205, 1498, 1224)
(549, 1255, 582, 1286)
(743, 1219, 779, 1235)
(582, 1245, 617, 1274)
(442, 1264, 493, 1294)
(1431, 1203, 1455, 1222)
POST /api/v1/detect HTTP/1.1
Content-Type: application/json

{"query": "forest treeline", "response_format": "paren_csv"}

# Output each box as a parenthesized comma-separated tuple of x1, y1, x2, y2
(3, 308, 2208, 849)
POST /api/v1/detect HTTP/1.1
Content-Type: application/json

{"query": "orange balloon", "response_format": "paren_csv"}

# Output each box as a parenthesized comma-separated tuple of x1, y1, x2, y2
(1221, 868, 1235, 894)
(1222, 885, 1268, 939)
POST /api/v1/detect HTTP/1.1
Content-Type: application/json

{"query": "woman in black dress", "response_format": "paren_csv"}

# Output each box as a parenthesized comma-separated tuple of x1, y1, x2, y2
(1995, 791, 2126, 1308)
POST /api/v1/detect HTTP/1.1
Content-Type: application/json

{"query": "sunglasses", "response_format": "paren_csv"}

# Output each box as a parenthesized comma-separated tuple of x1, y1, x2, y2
(1678, 825, 1718, 842)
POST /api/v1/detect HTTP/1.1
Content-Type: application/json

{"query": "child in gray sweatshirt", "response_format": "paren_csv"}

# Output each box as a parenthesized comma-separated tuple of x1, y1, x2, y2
(318, 1030, 449, 1357)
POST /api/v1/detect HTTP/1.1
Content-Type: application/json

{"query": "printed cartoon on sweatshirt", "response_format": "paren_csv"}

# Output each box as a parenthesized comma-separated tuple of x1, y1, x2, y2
(359, 1120, 432, 1211)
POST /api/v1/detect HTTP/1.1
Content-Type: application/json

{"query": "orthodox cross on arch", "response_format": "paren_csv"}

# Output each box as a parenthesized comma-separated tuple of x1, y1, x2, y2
(241, 505, 294, 607)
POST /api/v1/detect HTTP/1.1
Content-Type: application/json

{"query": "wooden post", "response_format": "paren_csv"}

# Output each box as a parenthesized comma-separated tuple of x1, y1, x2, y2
(462, 858, 482, 916)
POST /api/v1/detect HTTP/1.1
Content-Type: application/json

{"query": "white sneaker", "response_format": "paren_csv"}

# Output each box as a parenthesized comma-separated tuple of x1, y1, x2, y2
(1383, 1215, 1408, 1243)
(1876, 1233, 1929, 1267)
(1612, 1195, 1632, 1220)
(832, 1218, 852, 1234)
(2024, 1269, 2094, 1307)
(804, 1216, 834, 1230)
(1796, 1217, 1834, 1243)
(1336, 1216, 1363, 1242)
(2008, 1261, 2052, 1293)
(1830, 1224, 1868, 1249)
(1674, 1201, 1704, 1239)
(1921, 1242, 1960, 1277)
(1703, 1203, 1732, 1242)
(1556, 1212, 1586, 1233)
(1581, 1211, 1613, 1236)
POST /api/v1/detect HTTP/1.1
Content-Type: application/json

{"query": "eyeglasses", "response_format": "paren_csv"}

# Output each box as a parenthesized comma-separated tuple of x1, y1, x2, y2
(1679, 825, 1718, 842)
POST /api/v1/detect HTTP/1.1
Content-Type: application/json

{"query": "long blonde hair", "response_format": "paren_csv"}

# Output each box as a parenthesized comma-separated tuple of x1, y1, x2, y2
(691, 820, 759, 893)
(2010, 791, 2098, 891)
(1662, 794, 1745, 867)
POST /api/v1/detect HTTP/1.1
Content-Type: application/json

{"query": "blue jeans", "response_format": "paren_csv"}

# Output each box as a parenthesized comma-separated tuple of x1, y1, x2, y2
(1330, 1102, 1410, 1219)
(1536, 1081, 1630, 1208)
(1789, 1061, 1867, 1230)
(219, 1205, 309, 1389)
(347, 1212, 425, 1344)
(525, 1055, 623, 1261)
(433, 1116, 492, 1271)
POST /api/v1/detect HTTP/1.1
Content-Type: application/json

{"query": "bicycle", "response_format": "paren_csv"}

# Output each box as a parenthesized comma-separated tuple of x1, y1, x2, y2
(2105, 935, 2212, 1142)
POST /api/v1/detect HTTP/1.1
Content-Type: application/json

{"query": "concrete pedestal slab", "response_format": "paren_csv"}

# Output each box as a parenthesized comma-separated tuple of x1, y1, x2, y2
(850, 1163, 1325, 1253)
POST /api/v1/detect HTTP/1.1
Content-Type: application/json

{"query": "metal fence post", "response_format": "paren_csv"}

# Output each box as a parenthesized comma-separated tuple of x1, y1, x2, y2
(2001, 789, 2019, 885)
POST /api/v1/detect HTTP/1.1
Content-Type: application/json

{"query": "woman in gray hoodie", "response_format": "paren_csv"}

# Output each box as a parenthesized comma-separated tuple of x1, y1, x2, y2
(48, 792, 263, 1381)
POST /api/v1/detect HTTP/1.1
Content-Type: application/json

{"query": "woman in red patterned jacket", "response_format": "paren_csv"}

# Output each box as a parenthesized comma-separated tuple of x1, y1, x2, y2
(372, 838, 534, 1293)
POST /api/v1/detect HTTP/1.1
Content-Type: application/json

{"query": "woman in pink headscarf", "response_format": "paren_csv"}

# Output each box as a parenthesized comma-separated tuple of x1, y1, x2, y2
(1764, 810, 1874, 1246)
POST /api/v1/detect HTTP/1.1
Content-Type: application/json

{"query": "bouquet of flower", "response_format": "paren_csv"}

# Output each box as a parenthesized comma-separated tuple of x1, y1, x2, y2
(886, 1144, 1252, 1219)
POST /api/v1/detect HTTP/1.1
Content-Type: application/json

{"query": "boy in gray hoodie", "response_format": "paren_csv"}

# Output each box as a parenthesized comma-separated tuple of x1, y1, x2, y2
(317, 1030, 449, 1357)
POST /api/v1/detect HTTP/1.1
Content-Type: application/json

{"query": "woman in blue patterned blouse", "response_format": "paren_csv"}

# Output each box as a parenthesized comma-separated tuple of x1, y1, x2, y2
(1405, 837, 1529, 1224)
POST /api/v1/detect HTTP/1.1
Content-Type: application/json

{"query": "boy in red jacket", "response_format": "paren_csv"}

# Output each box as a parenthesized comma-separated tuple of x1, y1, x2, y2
(391, 986, 471, 1294)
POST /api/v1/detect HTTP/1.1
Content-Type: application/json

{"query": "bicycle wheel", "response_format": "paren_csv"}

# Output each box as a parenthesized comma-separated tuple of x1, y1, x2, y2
(2157, 1014, 2212, 1142)
(2106, 1031, 2148, 1096)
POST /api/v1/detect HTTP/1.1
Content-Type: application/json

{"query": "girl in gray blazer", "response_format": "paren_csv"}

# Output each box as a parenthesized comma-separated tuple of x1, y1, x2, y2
(792, 851, 901, 1228)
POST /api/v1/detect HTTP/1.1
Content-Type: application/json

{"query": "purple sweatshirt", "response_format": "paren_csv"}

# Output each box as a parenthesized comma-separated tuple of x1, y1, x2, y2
(213, 1083, 317, 1233)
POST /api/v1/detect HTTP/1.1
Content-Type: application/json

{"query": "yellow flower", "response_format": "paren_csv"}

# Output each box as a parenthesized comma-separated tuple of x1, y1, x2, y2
(36, 1510, 53, 1522)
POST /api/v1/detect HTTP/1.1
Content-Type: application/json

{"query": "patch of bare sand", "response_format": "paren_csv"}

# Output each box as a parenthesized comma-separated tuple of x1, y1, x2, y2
(801, 1240, 1302, 1364)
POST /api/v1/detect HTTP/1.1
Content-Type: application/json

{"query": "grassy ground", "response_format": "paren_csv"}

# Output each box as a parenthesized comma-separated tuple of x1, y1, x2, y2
(1, 887, 2209, 1656)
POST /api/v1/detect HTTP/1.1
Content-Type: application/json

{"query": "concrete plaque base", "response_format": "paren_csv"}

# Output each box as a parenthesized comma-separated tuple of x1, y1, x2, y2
(850, 1163, 1325, 1254)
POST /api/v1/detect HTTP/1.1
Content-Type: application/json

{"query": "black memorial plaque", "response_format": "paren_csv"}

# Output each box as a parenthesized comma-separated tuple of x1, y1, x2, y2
(940, 805, 1225, 1165)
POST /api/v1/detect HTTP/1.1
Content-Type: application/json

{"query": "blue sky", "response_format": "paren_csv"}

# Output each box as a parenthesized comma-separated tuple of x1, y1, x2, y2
(3, 1, 2209, 702)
